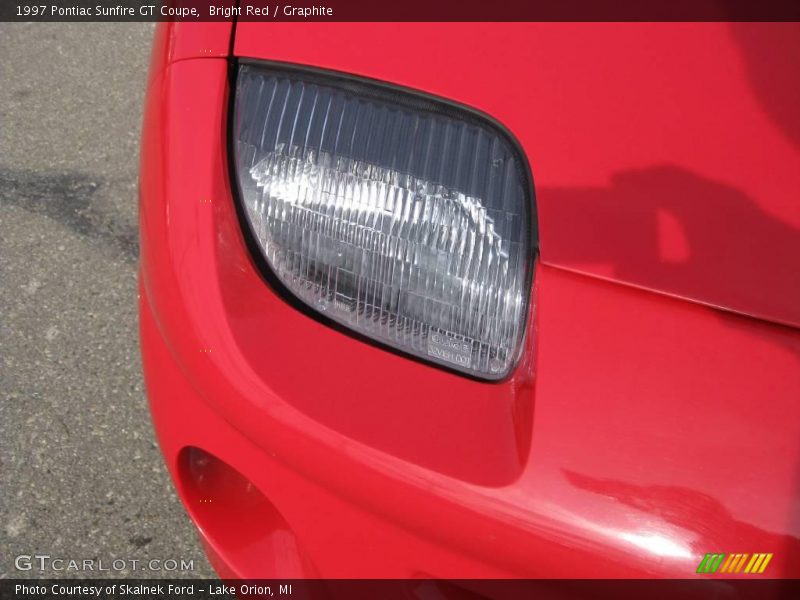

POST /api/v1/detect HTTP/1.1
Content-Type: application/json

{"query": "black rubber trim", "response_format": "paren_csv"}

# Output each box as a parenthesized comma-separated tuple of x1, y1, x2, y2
(225, 58, 538, 383)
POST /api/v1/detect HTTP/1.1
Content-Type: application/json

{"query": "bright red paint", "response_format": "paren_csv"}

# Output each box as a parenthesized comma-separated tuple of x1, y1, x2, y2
(139, 22, 800, 579)
(236, 22, 800, 329)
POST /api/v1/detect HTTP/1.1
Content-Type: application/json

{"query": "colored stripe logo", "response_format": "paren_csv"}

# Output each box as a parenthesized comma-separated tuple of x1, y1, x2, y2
(697, 553, 773, 574)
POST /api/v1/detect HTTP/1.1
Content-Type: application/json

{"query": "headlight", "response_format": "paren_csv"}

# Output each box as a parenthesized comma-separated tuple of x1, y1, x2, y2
(233, 64, 535, 379)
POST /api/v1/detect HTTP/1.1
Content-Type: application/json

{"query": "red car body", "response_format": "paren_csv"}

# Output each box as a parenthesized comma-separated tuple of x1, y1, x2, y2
(139, 22, 800, 579)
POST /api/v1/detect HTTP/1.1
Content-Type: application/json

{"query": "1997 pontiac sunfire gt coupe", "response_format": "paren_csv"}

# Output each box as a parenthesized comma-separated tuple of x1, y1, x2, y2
(139, 21, 800, 579)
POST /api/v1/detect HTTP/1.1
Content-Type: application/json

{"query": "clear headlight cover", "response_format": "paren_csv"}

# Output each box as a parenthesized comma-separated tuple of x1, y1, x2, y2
(233, 65, 534, 379)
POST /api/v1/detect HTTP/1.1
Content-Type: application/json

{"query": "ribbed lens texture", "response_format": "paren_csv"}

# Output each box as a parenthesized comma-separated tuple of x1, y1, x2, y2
(234, 67, 532, 379)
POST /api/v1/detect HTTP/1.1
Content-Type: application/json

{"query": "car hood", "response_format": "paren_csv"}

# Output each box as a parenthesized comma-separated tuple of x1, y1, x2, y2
(234, 22, 800, 329)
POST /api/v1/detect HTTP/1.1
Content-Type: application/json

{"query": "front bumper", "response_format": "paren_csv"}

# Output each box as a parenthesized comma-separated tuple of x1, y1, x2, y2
(141, 287, 521, 578)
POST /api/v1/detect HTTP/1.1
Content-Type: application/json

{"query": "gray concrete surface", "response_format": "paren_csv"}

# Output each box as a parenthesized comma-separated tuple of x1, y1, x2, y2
(0, 23, 215, 578)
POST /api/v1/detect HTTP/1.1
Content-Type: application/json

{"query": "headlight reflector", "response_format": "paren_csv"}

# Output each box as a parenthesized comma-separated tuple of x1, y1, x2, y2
(233, 65, 534, 379)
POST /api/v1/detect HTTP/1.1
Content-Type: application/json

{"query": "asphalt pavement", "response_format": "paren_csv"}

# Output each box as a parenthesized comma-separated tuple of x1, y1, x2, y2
(0, 23, 215, 578)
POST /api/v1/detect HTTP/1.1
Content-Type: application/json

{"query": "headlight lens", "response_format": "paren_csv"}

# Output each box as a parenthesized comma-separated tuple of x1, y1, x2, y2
(233, 65, 534, 379)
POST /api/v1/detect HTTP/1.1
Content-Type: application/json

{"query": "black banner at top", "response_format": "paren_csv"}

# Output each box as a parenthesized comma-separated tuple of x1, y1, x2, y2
(1, 0, 800, 22)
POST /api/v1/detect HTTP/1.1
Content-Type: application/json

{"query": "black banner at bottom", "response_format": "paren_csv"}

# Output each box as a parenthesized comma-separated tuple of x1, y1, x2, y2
(2, 579, 799, 600)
